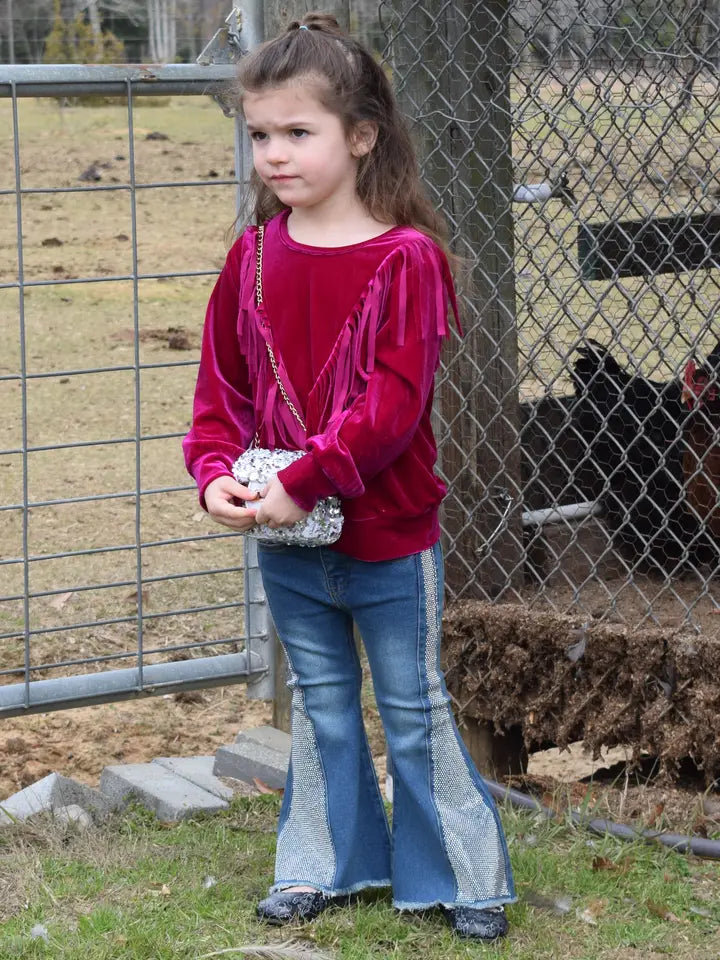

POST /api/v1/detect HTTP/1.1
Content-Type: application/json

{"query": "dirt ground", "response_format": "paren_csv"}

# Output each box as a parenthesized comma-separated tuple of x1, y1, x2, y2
(0, 686, 271, 800)
(2, 680, 717, 840)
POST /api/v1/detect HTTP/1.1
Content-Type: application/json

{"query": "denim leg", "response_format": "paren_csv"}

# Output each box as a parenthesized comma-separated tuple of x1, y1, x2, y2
(347, 541, 516, 910)
(257, 544, 392, 896)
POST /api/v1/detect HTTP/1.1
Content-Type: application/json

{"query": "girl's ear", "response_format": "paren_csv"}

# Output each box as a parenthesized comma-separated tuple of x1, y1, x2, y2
(350, 120, 378, 158)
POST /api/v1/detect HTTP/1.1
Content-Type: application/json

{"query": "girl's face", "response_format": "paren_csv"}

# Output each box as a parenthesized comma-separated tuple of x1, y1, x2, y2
(244, 81, 370, 216)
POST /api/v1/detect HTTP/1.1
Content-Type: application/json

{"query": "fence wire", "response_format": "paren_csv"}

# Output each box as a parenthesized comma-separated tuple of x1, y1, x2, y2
(0, 64, 273, 716)
(381, 0, 720, 632)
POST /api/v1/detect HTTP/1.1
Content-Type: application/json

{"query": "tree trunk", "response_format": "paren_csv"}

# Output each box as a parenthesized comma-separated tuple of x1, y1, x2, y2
(678, 0, 710, 109)
(86, 0, 101, 42)
(148, 0, 176, 62)
(7, 0, 15, 64)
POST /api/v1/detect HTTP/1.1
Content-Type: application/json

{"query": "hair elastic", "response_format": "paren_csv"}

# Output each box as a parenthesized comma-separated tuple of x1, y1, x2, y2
(299, 24, 309, 30)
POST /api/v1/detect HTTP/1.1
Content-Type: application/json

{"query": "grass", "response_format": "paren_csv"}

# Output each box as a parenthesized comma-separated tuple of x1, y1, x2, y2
(1, 797, 720, 959)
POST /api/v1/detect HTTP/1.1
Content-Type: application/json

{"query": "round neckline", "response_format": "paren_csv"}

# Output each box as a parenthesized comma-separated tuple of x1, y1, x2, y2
(278, 209, 402, 253)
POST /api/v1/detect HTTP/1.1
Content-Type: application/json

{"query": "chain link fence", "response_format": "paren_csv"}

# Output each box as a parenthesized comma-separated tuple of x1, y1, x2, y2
(380, 0, 720, 633)
(4, 1, 720, 724)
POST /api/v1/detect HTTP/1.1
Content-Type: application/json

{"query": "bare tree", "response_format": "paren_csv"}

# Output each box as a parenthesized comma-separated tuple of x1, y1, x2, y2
(147, 0, 176, 61)
(0, 0, 53, 62)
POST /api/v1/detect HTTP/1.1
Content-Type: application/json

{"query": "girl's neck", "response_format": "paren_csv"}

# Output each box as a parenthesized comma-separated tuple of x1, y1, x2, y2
(286, 196, 394, 249)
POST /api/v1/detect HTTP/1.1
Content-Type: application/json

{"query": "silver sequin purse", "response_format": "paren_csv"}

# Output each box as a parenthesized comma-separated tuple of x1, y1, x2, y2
(231, 224, 344, 547)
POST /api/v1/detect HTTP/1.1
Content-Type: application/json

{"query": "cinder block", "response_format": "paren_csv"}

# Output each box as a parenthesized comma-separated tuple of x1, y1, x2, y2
(214, 737, 289, 790)
(99, 763, 228, 821)
(235, 725, 292, 755)
(0, 773, 110, 826)
(152, 756, 235, 801)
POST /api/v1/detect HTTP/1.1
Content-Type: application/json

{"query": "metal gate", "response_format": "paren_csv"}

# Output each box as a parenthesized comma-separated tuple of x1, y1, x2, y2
(0, 56, 275, 717)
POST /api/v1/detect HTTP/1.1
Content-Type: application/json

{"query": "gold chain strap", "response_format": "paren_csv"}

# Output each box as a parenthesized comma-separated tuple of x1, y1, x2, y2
(255, 224, 307, 433)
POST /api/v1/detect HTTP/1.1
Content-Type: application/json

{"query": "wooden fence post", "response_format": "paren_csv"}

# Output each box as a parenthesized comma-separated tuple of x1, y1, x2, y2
(386, 1, 525, 774)
(388, 1, 523, 603)
(263, 0, 351, 36)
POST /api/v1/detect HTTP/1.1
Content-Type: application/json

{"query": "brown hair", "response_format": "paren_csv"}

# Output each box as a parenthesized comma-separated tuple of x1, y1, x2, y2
(230, 11, 449, 253)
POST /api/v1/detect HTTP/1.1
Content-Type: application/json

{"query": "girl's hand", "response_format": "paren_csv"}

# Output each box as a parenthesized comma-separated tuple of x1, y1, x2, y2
(254, 476, 309, 529)
(204, 475, 260, 531)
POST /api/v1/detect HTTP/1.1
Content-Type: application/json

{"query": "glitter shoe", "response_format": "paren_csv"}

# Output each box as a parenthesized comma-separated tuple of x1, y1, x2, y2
(256, 889, 340, 925)
(442, 904, 509, 940)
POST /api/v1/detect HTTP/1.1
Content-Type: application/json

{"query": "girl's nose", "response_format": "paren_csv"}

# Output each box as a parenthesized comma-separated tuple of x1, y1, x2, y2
(265, 138, 288, 164)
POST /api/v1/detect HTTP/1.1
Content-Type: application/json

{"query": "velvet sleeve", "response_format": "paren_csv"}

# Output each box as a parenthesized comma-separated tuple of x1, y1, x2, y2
(182, 239, 256, 507)
(278, 240, 456, 510)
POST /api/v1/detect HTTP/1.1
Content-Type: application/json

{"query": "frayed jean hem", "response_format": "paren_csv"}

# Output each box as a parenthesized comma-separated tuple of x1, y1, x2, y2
(270, 878, 392, 897)
(393, 894, 518, 911)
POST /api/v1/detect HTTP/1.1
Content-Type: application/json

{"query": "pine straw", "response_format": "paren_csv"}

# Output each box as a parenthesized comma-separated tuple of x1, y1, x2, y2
(443, 600, 720, 782)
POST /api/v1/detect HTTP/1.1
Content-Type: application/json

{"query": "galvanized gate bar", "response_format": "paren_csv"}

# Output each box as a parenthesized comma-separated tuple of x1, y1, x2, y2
(0, 63, 237, 97)
(0, 650, 267, 719)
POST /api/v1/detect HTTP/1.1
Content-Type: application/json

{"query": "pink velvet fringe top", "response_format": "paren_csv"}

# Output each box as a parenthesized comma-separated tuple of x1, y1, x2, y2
(183, 210, 459, 561)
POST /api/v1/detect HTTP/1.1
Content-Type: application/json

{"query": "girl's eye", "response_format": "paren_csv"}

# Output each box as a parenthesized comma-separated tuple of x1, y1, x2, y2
(290, 129, 308, 139)
(250, 131, 267, 142)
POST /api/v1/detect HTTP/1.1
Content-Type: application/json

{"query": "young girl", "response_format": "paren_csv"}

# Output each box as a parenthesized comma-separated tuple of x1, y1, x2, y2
(183, 13, 515, 941)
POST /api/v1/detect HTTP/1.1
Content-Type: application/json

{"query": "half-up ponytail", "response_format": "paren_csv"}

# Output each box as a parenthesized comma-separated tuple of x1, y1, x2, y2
(287, 13, 344, 35)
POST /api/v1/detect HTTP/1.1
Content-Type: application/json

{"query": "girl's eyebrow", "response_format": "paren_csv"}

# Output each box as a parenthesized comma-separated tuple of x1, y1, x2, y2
(245, 119, 315, 132)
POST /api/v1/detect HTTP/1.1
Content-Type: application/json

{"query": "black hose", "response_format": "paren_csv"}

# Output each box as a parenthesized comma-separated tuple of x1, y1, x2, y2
(485, 778, 720, 860)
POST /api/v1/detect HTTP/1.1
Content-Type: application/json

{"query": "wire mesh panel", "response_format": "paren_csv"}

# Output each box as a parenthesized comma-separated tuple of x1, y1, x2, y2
(0, 64, 272, 716)
(380, 0, 720, 632)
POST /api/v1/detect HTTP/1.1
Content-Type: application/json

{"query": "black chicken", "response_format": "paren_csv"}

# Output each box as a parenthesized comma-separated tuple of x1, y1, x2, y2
(570, 340, 716, 571)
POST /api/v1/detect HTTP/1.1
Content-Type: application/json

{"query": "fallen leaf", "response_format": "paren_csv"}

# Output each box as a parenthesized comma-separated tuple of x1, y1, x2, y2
(49, 591, 74, 611)
(647, 900, 681, 922)
(592, 856, 628, 874)
(577, 898, 606, 925)
(148, 881, 172, 896)
(252, 777, 284, 796)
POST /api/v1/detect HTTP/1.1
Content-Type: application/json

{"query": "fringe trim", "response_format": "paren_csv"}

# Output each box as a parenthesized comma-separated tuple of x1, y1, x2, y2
(236, 226, 459, 445)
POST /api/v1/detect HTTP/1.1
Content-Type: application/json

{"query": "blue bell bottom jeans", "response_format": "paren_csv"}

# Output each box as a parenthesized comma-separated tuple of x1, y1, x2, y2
(256, 539, 516, 909)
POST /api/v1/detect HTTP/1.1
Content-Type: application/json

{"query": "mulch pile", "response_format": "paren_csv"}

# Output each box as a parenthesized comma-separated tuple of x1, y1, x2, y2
(442, 601, 720, 782)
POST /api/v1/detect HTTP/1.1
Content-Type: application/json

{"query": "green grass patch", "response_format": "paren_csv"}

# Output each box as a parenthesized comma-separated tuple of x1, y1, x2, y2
(1, 796, 719, 959)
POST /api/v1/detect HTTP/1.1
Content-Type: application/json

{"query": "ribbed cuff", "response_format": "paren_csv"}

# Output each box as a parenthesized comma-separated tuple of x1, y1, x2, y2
(278, 453, 337, 512)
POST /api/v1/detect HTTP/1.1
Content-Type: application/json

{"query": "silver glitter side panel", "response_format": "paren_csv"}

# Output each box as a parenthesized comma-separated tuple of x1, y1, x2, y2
(421, 548, 511, 903)
(274, 655, 336, 887)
